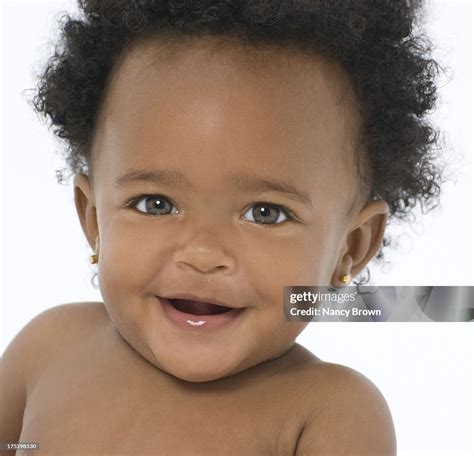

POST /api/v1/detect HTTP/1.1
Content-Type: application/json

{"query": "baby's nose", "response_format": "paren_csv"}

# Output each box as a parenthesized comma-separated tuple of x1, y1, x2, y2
(172, 229, 236, 274)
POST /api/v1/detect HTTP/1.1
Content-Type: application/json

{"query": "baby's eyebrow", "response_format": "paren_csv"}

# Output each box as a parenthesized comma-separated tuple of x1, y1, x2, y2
(114, 169, 312, 207)
(115, 169, 190, 189)
(229, 173, 313, 208)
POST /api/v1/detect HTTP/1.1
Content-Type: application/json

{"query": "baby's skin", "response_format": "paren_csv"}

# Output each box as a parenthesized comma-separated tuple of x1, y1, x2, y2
(1, 303, 394, 455)
(1, 36, 395, 454)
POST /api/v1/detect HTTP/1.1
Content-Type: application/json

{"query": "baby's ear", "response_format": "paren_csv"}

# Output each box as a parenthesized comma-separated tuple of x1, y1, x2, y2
(73, 174, 99, 251)
(333, 200, 389, 283)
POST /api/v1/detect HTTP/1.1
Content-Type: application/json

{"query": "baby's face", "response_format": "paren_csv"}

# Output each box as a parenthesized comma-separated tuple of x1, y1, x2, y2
(75, 37, 385, 382)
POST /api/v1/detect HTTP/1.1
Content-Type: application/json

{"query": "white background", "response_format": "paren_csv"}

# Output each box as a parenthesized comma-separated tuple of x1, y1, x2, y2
(1, 0, 473, 454)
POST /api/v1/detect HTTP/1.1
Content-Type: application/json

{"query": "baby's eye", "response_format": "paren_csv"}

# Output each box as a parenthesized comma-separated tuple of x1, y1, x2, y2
(128, 195, 179, 216)
(243, 203, 290, 225)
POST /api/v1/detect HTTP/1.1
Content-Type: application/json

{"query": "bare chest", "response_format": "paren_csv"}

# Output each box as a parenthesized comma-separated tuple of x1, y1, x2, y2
(18, 329, 304, 455)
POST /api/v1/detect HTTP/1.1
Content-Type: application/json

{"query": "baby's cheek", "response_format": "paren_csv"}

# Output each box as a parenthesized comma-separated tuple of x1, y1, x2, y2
(259, 233, 329, 286)
(97, 223, 161, 290)
(98, 247, 142, 294)
(95, 233, 152, 338)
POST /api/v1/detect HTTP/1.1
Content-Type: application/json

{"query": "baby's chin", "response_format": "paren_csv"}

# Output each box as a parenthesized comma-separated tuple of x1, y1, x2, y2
(144, 334, 291, 383)
(156, 361, 243, 383)
(140, 338, 300, 383)
(143, 345, 261, 383)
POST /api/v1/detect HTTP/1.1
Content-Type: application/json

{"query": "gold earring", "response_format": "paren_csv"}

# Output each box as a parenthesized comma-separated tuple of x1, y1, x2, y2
(90, 254, 99, 264)
(341, 274, 351, 284)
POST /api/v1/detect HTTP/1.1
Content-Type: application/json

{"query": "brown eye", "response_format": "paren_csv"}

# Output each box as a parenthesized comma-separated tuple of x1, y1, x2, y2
(133, 195, 178, 216)
(243, 203, 289, 225)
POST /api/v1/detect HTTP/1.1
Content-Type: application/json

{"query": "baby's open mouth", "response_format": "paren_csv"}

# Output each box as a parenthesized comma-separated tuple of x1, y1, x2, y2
(168, 298, 233, 316)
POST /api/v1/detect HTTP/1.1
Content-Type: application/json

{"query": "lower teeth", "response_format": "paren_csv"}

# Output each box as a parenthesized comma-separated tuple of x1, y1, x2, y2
(186, 320, 206, 326)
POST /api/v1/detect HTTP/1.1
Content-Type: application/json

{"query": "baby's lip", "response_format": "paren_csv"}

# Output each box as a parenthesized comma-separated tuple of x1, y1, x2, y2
(158, 292, 244, 309)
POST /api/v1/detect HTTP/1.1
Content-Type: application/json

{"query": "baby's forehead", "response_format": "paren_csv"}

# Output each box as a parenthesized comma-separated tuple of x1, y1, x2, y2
(93, 36, 363, 210)
(108, 35, 358, 118)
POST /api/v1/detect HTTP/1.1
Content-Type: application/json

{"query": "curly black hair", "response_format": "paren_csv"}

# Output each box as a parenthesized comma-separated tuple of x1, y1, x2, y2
(30, 0, 445, 285)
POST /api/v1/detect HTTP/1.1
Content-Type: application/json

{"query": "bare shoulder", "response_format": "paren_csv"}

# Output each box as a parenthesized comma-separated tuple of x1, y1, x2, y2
(25, 301, 108, 336)
(1, 302, 108, 383)
(294, 361, 396, 456)
(30, 301, 108, 335)
(0, 302, 107, 447)
(9, 301, 107, 350)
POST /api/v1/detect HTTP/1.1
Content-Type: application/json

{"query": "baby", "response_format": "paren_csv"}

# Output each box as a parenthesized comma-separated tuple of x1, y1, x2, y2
(1, 0, 443, 454)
